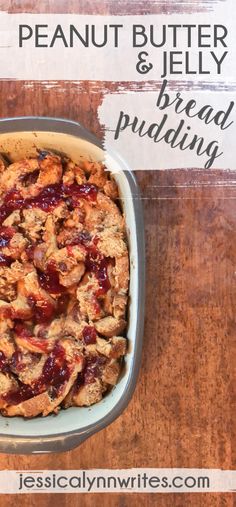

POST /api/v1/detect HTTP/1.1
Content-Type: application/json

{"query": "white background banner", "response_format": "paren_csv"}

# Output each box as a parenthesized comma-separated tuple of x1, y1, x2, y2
(99, 86, 235, 170)
(0, 2, 235, 171)
(0, 469, 235, 493)
(0, 0, 235, 81)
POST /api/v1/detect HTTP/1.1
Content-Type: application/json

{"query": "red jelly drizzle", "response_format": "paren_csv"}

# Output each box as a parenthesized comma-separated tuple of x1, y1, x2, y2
(0, 183, 98, 224)
(27, 294, 55, 323)
(67, 234, 112, 296)
(83, 355, 107, 384)
(0, 254, 13, 266)
(66, 183, 97, 205)
(67, 231, 91, 248)
(38, 341, 69, 390)
(27, 184, 64, 211)
(96, 258, 113, 296)
(86, 247, 112, 296)
(4, 382, 36, 405)
(82, 326, 97, 345)
(4, 342, 70, 405)
(38, 262, 65, 295)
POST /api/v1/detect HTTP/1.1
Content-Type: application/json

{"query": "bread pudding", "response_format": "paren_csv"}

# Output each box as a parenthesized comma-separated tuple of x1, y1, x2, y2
(0, 151, 129, 417)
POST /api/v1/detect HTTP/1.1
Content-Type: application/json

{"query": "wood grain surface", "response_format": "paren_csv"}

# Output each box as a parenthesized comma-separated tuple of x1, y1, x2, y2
(0, 1, 235, 506)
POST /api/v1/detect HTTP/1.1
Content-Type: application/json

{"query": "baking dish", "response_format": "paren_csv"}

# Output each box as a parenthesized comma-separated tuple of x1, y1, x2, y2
(0, 117, 145, 454)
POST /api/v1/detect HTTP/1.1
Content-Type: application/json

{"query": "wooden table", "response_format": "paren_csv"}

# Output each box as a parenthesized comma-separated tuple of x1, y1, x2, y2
(0, 1, 235, 506)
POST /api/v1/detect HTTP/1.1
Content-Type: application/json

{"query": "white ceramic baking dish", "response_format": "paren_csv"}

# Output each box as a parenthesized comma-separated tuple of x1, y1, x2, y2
(0, 117, 145, 454)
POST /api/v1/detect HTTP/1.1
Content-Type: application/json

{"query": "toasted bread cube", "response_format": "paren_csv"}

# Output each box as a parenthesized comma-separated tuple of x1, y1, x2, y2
(101, 359, 120, 385)
(73, 379, 103, 407)
(94, 316, 126, 337)
(110, 336, 127, 358)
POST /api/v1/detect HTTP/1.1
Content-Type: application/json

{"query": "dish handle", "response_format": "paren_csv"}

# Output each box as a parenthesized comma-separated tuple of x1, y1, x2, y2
(0, 432, 90, 454)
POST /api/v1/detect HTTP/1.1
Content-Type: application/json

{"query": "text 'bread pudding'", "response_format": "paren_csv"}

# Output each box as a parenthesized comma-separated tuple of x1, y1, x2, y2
(0, 151, 129, 417)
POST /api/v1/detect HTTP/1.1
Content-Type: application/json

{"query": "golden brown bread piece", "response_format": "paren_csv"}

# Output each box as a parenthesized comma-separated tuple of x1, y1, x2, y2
(101, 359, 121, 385)
(87, 336, 127, 359)
(0, 158, 39, 195)
(0, 335, 15, 358)
(0, 372, 17, 396)
(59, 263, 85, 287)
(20, 209, 47, 241)
(94, 316, 126, 337)
(63, 160, 87, 186)
(71, 379, 104, 407)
